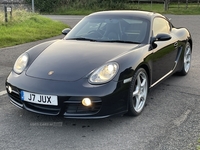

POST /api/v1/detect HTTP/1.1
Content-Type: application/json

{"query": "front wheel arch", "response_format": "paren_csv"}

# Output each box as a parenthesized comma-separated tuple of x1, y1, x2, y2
(139, 64, 151, 89)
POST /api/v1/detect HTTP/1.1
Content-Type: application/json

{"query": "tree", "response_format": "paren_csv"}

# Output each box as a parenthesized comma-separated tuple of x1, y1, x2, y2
(164, 0, 169, 11)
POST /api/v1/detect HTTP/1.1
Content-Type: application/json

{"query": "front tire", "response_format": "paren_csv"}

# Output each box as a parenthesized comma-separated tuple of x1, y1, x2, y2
(127, 68, 148, 116)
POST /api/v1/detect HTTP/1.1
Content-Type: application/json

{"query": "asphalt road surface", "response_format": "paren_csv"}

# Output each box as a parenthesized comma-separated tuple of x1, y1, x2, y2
(0, 15, 199, 150)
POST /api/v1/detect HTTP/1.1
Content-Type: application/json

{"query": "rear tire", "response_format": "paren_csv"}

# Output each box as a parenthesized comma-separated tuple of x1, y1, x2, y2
(178, 42, 192, 76)
(127, 68, 148, 116)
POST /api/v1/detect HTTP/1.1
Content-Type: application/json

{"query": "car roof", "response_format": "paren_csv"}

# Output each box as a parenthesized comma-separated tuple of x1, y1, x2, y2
(88, 10, 164, 20)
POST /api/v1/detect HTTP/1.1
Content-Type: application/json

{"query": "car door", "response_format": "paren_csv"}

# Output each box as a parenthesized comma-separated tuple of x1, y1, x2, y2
(151, 17, 179, 84)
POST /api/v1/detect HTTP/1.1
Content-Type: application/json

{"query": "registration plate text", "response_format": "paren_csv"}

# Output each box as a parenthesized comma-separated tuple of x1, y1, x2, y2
(21, 91, 58, 106)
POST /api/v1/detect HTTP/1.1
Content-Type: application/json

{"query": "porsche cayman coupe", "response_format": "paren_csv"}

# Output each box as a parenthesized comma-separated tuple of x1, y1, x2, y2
(5, 11, 192, 119)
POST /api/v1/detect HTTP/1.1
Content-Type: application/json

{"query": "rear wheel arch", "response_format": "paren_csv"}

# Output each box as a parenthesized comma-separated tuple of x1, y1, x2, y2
(188, 39, 192, 50)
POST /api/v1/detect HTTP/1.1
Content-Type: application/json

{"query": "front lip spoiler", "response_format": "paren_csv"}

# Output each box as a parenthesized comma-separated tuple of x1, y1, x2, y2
(63, 110, 127, 119)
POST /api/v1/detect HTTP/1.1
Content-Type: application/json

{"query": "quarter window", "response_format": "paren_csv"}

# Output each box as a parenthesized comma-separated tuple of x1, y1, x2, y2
(153, 17, 170, 36)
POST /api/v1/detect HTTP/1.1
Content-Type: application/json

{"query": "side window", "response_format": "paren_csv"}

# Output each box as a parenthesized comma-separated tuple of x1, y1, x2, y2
(153, 17, 170, 36)
(123, 19, 148, 43)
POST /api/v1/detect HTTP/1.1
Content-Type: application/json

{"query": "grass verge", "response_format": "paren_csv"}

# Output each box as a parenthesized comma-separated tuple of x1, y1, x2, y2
(0, 10, 68, 48)
(197, 138, 200, 150)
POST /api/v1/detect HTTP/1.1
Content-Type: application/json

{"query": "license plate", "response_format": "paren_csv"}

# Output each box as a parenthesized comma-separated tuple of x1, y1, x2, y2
(21, 91, 58, 106)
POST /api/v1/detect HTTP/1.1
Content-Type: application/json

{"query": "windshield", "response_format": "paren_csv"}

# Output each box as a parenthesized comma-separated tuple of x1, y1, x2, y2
(64, 15, 150, 44)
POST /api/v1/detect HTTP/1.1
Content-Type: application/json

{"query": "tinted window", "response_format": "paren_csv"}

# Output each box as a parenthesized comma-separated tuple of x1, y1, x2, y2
(153, 17, 170, 36)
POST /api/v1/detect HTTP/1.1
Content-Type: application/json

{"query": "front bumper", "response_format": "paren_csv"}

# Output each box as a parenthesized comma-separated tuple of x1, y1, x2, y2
(5, 72, 130, 119)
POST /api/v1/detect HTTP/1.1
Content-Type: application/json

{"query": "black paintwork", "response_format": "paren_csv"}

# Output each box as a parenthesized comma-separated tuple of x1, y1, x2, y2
(5, 10, 192, 118)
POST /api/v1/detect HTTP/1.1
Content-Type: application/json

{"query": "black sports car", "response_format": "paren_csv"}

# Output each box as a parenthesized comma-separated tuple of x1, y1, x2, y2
(5, 10, 192, 119)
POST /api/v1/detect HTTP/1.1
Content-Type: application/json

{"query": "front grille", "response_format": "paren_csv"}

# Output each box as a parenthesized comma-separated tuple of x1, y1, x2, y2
(24, 102, 61, 115)
(65, 103, 101, 114)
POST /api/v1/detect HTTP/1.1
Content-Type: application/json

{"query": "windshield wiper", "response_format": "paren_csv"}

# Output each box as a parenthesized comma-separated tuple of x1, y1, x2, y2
(100, 40, 141, 44)
(67, 37, 97, 42)
(67, 38, 141, 44)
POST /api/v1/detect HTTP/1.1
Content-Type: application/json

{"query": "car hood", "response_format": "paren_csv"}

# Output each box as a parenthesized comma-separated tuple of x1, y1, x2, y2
(26, 40, 139, 81)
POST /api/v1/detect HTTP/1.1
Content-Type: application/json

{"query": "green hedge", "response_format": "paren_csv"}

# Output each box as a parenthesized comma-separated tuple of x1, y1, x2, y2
(25, 0, 129, 13)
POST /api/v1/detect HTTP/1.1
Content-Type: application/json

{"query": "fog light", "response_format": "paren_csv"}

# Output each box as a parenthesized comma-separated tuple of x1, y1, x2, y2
(8, 86, 12, 93)
(82, 98, 92, 106)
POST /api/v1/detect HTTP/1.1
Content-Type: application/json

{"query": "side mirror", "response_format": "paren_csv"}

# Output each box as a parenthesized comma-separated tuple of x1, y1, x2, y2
(155, 33, 171, 41)
(62, 28, 71, 35)
(150, 33, 172, 49)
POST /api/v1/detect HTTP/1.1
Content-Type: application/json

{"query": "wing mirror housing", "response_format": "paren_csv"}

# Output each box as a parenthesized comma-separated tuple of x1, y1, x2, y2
(62, 28, 71, 35)
(154, 33, 171, 41)
(150, 33, 172, 49)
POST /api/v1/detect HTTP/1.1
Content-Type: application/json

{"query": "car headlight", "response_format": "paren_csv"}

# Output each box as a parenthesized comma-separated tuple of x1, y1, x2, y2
(13, 53, 29, 74)
(89, 62, 119, 84)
